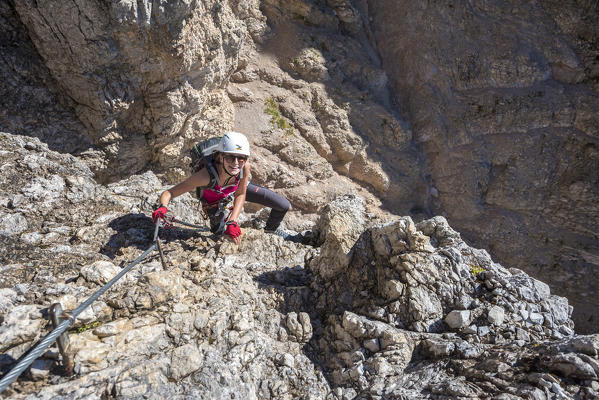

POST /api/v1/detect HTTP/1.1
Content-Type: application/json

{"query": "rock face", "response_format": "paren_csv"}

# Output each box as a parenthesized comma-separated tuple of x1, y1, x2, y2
(0, 1, 94, 157)
(8, 0, 247, 181)
(366, 0, 599, 332)
(0, 0, 597, 332)
(1, 132, 599, 399)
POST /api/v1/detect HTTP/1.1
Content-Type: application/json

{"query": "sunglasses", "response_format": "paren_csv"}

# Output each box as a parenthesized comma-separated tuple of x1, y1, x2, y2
(223, 154, 248, 163)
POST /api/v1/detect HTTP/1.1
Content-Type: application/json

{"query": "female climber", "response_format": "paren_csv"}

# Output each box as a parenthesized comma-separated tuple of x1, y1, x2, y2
(152, 131, 290, 244)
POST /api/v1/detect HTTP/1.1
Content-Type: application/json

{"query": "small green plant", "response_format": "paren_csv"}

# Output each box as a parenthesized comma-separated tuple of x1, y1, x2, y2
(264, 98, 294, 136)
(470, 264, 485, 275)
(74, 321, 102, 334)
(307, 48, 319, 61)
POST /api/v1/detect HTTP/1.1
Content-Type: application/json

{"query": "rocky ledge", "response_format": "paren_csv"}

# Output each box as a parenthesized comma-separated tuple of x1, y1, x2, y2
(1, 132, 598, 399)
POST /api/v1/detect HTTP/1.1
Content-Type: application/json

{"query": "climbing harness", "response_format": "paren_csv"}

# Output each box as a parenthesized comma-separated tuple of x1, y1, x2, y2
(199, 194, 235, 235)
(0, 216, 203, 393)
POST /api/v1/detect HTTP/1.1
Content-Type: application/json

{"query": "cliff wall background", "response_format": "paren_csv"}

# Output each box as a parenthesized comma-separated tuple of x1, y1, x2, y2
(0, 0, 597, 333)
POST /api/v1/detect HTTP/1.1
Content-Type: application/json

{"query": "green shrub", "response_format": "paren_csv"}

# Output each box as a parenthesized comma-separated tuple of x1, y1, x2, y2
(470, 265, 485, 275)
(74, 321, 102, 334)
(265, 98, 294, 136)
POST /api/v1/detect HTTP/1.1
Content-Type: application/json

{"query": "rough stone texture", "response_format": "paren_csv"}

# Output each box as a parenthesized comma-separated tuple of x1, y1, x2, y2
(0, 133, 598, 399)
(446, 310, 471, 330)
(230, 0, 425, 218)
(367, 0, 599, 332)
(488, 305, 505, 326)
(0, 133, 329, 399)
(306, 196, 597, 399)
(8, 0, 246, 182)
(0, 0, 597, 339)
(0, 0, 94, 158)
(310, 194, 365, 279)
(0, 0, 412, 224)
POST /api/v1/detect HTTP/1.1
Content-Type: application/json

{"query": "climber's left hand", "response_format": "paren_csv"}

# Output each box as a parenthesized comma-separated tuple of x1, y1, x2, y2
(225, 221, 242, 244)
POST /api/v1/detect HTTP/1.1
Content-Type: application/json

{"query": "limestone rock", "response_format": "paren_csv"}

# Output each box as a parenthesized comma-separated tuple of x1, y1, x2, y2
(488, 305, 505, 326)
(1, 0, 599, 395)
(11, 0, 247, 180)
(285, 312, 313, 343)
(310, 194, 365, 279)
(0, 213, 28, 237)
(446, 310, 472, 330)
(80, 261, 121, 286)
(368, 0, 599, 332)
(0, 305, 44, 353)
(422, 338, 456, 359)
(169, 343, 204, 381)
(0, 145, 594, 400)
(2, 0, 597, 334)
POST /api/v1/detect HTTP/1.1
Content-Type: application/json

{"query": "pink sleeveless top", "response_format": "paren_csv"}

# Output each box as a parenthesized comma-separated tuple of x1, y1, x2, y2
(201, 175, 239, 205)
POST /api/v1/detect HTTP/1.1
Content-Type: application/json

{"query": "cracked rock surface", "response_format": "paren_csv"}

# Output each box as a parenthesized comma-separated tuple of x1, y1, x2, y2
(1, 0, 597, 332)
(1, 132, 598, 399)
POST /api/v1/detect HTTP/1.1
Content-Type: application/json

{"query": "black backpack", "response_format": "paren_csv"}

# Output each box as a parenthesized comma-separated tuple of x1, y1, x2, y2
(190, 137, 221, 199)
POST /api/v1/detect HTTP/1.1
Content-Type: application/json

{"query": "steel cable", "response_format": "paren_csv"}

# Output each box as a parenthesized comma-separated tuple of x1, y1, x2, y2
(171, 217, 207, 230)
(0, 223, 162, 393)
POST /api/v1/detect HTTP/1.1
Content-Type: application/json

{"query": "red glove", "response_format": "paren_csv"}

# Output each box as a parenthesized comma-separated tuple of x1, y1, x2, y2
(152, 206, 168, 223)
(225, 221, 242, 240)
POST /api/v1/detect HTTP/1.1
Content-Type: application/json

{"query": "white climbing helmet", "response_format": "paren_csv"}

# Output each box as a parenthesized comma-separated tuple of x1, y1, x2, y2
(218, 131, 250, 157)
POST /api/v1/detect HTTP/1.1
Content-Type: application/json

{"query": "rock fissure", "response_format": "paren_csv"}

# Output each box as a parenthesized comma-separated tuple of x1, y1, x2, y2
(1, 0, 599, 397)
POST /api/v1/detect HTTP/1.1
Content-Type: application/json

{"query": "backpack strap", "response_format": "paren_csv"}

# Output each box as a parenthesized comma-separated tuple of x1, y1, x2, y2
(195, 155, 220, 201)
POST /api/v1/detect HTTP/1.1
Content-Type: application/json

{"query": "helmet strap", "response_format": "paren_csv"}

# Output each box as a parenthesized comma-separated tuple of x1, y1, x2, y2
(218, 157, 239, 184)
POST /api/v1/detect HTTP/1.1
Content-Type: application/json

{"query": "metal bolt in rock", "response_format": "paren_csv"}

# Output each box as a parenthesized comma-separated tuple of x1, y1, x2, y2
(48, 303, 74, 375)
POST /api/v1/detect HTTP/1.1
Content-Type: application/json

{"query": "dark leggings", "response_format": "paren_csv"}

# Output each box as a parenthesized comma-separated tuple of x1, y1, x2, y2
(206, 182, 290, 234)
(245, 182, 290, 231)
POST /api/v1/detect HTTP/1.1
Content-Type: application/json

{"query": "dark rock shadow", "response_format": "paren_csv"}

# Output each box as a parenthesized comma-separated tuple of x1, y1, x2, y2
(253, 265, 313, 315)
(259, 10, 429, 219)
(100, 213, 156, 258)
(100, 213, 211, 259)
(156, 222, 213, 254)
(253, 265, 331, 387)
(0, 353, 36, 386)
(0, 341, 63, 386)
(0, 353, 17, 378)
(0, 2, 95, 157)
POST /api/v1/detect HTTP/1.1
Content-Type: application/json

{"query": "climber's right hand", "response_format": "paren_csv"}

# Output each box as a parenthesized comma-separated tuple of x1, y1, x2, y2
(152, 206, 168, 224)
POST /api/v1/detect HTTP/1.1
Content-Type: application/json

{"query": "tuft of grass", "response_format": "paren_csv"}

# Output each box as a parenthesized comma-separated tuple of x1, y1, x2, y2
(470, 265, 485, 275)
(265, 98, 294, 136)
(74, 321, 102, 334)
